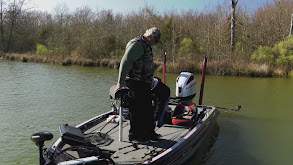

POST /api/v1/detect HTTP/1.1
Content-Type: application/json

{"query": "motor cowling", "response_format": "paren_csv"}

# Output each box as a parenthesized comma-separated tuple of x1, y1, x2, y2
(176, 72, 196, 100)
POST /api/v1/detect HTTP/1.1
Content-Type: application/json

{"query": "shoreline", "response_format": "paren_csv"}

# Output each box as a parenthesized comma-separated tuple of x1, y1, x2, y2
(1, 53, 291, 78)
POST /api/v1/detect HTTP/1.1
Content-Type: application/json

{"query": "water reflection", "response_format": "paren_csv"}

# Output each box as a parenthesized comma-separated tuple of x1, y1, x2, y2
(187, 123, 220, 165)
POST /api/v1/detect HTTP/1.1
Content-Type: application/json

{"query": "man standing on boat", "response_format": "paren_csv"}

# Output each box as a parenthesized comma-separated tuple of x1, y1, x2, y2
(116, 27, 162, 142)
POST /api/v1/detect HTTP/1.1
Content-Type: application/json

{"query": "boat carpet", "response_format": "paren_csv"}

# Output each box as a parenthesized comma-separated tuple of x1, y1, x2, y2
(60, 119, 190, 164)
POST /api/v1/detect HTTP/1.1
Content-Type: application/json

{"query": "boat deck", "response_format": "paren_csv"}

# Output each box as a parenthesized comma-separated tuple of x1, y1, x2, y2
(83, 119, 190, 164)
(57, 106, 212, 165)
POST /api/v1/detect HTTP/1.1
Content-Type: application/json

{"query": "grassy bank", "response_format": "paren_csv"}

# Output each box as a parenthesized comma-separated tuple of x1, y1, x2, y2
(1, 53, 292, 77)
(0, 53, 121, 68)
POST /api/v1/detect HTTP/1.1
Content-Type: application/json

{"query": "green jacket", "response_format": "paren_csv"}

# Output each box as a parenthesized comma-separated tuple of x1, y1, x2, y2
(118, 36, 155, 84)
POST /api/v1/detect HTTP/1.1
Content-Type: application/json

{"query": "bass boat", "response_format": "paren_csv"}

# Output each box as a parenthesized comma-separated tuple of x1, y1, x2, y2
(31, 57, 222, 165)
(31, 102, 219, 165)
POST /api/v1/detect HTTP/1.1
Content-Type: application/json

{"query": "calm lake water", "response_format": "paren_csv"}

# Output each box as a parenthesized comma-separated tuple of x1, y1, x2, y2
(1, 60, 293, 165)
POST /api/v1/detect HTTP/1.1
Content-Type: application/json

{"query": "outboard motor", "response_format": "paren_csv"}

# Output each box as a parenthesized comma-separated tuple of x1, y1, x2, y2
(31, 131, 53, 165)
(176, 72, 197, 102)
(172, 72, 198, 126)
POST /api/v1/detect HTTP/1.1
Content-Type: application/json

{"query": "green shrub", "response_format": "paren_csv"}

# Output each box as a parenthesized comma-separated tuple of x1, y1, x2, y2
(273, 36, 293, 57)
(36, 44, 53, 56)
(110, 49, 124, 57)
(54, 46, 67, 56)
(271, 36, 293, 75)
(275, 55, 293, 75)
(178, 38, 194, 57)
(199, 46, 205, 54)
(276, 55, 293, 65)
(235, 42, 253, 57)
(251, 46, 274, 65)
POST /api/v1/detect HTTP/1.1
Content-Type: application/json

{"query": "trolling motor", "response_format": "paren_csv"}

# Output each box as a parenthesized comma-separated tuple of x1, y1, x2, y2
(31, 131, 53, 165)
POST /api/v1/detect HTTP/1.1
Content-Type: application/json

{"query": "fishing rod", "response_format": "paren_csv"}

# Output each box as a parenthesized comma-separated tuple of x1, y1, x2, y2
(216, 105, 242, 111)
(163, 52, 166, 84)
(199, 56, 207, 105)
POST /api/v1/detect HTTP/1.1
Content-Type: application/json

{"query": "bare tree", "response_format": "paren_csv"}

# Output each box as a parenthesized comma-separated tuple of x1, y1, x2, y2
(51, 3, 72, 57)
(6, 0, 27, 52)
(53, 3, 70, 26)
(231, 0, 238, 54)
(289, 14, 293, 35)
(0, 0, 5, 51)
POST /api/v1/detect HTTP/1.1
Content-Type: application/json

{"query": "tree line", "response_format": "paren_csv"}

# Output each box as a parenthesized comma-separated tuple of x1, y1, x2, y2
(1, 0, 293, 76)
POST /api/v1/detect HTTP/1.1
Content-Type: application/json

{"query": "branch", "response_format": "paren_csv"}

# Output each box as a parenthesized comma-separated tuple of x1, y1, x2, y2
(231, 0, 239, 7)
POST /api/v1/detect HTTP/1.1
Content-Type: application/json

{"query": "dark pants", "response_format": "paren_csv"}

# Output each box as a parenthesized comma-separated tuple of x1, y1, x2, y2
(126, 80, 154, 138)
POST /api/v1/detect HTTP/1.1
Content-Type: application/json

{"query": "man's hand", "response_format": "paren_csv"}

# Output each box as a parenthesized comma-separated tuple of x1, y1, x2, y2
(115, 82, 126, 92)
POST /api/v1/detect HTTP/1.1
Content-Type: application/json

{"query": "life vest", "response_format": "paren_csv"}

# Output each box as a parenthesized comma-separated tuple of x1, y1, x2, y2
(172, 102, 198, 127)
(126, 36, 155, 84)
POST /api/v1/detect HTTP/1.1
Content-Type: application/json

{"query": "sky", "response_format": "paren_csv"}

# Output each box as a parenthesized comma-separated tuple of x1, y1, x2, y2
(28, 0, 275, 14)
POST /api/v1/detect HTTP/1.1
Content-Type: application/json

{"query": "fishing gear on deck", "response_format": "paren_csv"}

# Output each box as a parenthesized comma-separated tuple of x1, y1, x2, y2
(216, 105, 242, 111)
(118, 143, 138, 150)
(142, 149, 159, 159)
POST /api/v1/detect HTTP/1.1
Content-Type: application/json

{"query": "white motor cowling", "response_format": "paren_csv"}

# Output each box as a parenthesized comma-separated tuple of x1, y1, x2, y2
(175, 72, 196, 99)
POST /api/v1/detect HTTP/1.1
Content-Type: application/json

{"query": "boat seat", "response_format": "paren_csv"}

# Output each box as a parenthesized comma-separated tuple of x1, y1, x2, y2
(109, 86, 132, 109)
(109, 85, 130, 100)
